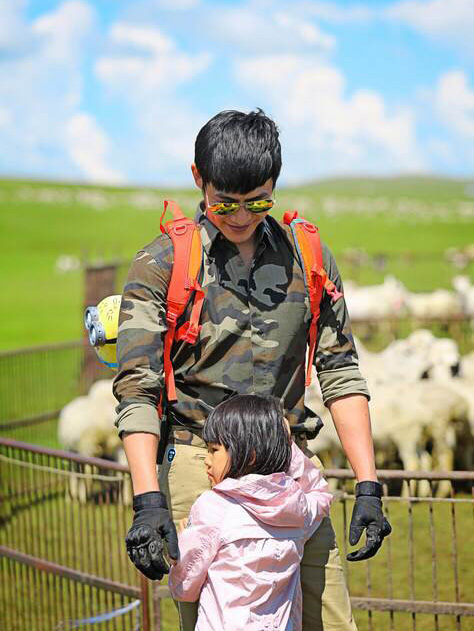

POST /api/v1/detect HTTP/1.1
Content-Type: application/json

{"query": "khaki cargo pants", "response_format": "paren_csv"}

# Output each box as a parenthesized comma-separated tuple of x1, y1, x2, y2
(158, 429, 357, 631)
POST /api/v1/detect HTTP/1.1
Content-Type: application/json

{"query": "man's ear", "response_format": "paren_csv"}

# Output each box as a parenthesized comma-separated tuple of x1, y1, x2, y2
(191, 163, 203, 189)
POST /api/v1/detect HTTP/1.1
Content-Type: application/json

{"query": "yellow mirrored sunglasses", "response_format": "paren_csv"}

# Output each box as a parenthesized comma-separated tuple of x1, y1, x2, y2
(207, 198, 274, 216)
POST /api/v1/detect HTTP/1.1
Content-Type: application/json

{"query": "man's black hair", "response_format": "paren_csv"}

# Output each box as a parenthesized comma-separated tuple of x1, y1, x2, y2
(202, 394, 292, 479)
(194, 109, 282, 194)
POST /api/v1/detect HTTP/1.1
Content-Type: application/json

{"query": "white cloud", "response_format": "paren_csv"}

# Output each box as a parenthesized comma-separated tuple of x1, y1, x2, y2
(108, 22, 173, 54)
(96, 22, 211, 96)
(139, 102, 205, 178)
(1, 0, 471, 184)
(235, 54, 424, 180)
(434, 70, 474, 138)
(0, 1, 107, 180)
(33, 0, 95, 63)
(273, 12, 335, 48)
(297, 1, 374, 23)
(155, 0, 200, 8)
(94, 21, 212, 183)
(64, 113, 126, 183)
(0, 0, 29, 54)
(0, 107, 11, 127)
(386, 0, 474, 54)
(208, 5, 335, 53)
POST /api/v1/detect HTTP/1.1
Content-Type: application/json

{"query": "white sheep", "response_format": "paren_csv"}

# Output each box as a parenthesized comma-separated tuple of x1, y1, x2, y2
(343, 276, 408, 321)
(58, 380, 129, 503)
(58, 380, 121, 459)
(305, 332, 472, 496)
(405, 289, 463, 319)
(378, 329, 460, 381)
(354, 329, 461, 387)
(306, 377, 470, 497)
(344, 275, 471, 322)
(368, 382, 469, 496)
(452, 275, 474, 317)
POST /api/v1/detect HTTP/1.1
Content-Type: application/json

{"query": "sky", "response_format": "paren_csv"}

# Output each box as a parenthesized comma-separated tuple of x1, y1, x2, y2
(0, 0, 473, 186)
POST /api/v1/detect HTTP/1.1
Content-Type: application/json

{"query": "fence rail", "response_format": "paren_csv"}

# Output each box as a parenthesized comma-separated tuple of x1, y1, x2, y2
(1, 438, 473, 630)
(327, 467, 474, 631)
(0, 437, 148, 631)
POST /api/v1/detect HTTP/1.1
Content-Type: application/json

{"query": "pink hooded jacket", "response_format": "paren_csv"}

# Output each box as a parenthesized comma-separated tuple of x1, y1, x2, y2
(169, 442, 332, 631)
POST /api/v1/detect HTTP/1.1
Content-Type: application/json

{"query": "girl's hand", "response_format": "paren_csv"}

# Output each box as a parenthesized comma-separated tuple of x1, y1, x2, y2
(169, 518, 188, 567)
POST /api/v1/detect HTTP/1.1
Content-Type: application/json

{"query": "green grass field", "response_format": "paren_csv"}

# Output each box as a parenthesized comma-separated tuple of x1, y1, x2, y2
(1, 176, 473, 629)
(1, 176, 473, 350)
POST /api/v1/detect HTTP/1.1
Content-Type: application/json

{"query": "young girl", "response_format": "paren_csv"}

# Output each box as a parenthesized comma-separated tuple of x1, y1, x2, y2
(169, 394, 332, 631)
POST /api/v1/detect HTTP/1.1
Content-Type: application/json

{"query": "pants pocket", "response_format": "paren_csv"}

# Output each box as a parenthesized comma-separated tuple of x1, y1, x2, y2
(159, 443, 210, 524)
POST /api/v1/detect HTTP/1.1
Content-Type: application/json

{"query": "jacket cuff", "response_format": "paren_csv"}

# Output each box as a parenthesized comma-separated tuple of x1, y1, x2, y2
(133, 491, 168, 511)
(115, 402, 161, 438)
(318, 366, 370, 406)
(355, 481, 383, 498)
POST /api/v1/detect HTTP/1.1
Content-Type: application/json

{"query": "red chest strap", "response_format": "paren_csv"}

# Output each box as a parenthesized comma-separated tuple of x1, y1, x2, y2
(283, 210, 342, 387)
(160, 200, 203, 402)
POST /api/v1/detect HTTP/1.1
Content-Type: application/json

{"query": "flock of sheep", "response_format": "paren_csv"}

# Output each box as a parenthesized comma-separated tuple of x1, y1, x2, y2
(307, 330, 474, 496)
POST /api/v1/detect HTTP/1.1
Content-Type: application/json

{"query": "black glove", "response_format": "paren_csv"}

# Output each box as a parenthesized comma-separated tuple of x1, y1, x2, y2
(347, 481, 392, 562)
(125, 491, 179, 580)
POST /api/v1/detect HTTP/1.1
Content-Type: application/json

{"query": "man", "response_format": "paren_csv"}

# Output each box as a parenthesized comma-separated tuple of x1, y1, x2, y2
(113, 109, 391, 630)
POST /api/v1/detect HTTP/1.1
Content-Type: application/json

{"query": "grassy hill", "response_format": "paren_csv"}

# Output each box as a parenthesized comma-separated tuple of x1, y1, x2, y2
(1, 176, 473, 350)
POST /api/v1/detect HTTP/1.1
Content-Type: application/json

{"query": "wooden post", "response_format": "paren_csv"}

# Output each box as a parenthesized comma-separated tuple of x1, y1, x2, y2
(152, 583, 162, 631)
(80, 263, 118, 393)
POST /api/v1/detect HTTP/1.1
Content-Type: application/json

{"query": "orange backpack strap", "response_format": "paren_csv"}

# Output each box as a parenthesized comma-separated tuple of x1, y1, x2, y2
(160, 200, 204, 402)
(283, 210, 343, 387)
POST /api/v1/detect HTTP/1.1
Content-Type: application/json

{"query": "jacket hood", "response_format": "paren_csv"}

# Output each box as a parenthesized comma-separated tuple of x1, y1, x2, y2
(213, 470, 307, 528)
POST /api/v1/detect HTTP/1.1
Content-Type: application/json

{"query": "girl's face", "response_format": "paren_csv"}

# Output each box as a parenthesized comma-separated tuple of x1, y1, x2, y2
(205, 443, 231, 486)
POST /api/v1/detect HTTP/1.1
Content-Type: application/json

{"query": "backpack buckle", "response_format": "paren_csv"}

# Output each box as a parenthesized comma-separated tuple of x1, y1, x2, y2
(166, 310, 178, 327)
(175, 321, 201, 344)
(283, 210, 298, 225)
(313, 266, 343, 303)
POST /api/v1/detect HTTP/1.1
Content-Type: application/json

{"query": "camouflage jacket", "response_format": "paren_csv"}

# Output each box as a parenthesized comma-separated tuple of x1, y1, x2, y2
(113, 207, 369, 437)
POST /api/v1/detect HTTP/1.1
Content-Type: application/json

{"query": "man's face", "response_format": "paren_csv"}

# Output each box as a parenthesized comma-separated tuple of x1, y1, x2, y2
(192, 166, 274, 245)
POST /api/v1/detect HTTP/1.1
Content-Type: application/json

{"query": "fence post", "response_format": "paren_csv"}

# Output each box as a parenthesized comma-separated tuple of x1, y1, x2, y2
(80, 263, 118, 393)
(152, 583, 162, 631)
(140, 575, 151, 631)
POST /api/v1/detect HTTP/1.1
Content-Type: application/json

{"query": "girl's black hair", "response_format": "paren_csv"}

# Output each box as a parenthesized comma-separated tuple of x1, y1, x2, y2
(202, 394, 292, 479)
(194, 109, 282, 194)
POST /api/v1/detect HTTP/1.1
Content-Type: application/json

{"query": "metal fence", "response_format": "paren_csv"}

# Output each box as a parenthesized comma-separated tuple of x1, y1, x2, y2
(327, 468, 474, 631)
(0, 340, 113, 444)
(0, 341, 83, 424)
(0, 437, 166, 631)
(0, 261, 122, 443)
(1, 438, 473, 631)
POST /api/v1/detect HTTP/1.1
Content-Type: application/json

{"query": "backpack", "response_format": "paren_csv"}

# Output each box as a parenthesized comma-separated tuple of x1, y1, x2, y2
(85, 200, 343, 402)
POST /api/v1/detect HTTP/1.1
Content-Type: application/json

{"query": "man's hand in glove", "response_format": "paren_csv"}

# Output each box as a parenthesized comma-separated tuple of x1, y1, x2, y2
(125, 491, 179, 580)
(347, 481, 392, 562)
